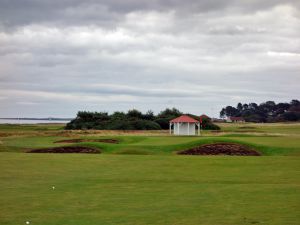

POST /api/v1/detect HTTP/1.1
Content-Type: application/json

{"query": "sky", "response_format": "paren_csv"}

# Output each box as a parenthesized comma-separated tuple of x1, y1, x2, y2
(0, 0, 299, 118)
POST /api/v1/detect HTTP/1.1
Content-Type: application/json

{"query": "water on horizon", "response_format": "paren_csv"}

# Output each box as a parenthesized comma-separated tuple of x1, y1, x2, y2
(0, 119, 71, 124)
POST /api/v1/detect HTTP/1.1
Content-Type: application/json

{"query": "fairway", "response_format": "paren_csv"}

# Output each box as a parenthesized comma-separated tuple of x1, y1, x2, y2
(0, 123, 300, 225)
(1, 154, 300, 225)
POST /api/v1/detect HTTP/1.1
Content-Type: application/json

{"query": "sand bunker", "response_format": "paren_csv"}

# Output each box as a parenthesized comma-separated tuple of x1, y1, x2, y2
(178, 143, 261, 156)
(27, 146, 100, 153)
(54, 138, 119, 144)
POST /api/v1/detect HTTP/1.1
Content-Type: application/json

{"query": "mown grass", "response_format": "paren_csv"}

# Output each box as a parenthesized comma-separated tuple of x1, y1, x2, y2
(0, 153, 299, 225)
(0, 123, 299, 225)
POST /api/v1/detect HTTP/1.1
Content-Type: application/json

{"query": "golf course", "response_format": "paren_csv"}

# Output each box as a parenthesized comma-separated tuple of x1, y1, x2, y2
(0, 122, 299, 225)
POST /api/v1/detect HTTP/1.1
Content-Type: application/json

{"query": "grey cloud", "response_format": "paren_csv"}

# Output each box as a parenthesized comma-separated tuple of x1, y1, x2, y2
(0, 0, 299, 117)
(0, 0, 299, 28)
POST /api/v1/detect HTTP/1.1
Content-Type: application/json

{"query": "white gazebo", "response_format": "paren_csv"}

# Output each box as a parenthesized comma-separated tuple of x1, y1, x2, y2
(169, 115, 200, 136)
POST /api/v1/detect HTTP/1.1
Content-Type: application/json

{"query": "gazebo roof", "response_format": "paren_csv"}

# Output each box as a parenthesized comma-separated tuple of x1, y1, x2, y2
(170, 115, 199, 123)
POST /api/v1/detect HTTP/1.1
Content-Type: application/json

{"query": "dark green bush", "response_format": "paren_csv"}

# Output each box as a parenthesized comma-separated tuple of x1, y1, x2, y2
(200, 118, 220, 130)
(65, 109, 219, 130)
(130, 120, 161, 130)
(154, 117, 173, 129)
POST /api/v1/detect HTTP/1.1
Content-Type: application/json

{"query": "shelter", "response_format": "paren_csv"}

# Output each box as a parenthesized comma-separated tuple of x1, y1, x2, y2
(169, 115, 200, 135)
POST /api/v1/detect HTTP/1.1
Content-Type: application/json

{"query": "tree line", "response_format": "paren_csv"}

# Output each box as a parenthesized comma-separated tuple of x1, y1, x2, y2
(220, 99, 300, 122)
(66, 108, 220, 130)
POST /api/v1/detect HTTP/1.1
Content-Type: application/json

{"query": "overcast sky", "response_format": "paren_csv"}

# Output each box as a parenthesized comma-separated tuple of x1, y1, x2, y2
(0, 0, 299, 117)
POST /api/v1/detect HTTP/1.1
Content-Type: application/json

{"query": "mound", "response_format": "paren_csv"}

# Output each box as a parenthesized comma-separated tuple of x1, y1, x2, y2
(54, 139, 119, 144)
(178, 143, 261, 156)
(27, 146, 100, 153)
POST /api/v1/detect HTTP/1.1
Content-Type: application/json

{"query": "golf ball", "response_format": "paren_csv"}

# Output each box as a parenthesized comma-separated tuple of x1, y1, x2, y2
(26, 221, 30, 224)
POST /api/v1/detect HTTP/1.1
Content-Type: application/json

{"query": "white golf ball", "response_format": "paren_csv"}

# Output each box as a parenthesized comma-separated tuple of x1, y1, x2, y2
(52, 186, 55, 189)
(26, 221, 30, 224)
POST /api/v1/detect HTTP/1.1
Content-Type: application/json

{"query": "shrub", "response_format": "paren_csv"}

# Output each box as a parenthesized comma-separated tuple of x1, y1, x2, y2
(154, 118, 172, 129)
(65, 108, 220, 130)
(200, 118, 220, 130)
(130, 120, 161, 130)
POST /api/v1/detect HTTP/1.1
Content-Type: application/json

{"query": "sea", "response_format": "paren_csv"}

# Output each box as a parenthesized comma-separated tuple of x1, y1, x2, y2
(0, 119, 71, 124)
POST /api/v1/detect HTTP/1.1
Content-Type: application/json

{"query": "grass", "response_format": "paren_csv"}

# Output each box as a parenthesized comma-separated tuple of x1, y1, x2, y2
(216, 122, 300, 135)
(0, 122, 300, 224)
(1, 134, 300, 156)
(1, 153, 299, 225)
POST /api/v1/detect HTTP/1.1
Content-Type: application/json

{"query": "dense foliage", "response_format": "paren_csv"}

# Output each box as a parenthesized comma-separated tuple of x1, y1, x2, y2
(220, 100, 300, 122)
(66, 108, 220, 130)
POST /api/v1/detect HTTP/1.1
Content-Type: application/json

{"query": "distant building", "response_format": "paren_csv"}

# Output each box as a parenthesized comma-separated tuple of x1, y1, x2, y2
(169, 115, 200, 135)
(227, 116, 245, 123)
(212, 118, 226, 122)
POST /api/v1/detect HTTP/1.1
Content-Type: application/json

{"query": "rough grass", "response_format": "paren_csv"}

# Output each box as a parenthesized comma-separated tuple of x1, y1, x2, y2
(215, 122, 300, 136)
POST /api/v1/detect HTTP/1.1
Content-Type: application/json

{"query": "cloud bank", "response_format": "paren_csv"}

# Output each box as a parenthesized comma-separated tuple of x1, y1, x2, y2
(0, 0, 299, 117)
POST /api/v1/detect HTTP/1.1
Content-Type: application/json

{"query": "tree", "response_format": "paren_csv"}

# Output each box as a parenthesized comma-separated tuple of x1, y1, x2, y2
(154, 118, 170, 129)
(242, 104, 249, 111)
(143, 110, 155, 120)
(157, 107, 182, 118)
(127, 109, 143, 119)
(290, 99, 300, 107)
(282, 112, 299, 121)
(275, 103, 289, 114)
(224, 106, 239, 117)
(220, 99, 300, 123)
(220, 108, 226, 118)
(237, 103, 243, 112)
(111, 111, 126, 120)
